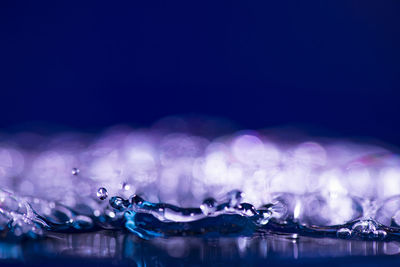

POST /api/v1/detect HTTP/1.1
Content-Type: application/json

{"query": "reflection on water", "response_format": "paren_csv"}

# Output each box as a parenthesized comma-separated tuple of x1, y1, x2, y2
(1, 231, 400, 265)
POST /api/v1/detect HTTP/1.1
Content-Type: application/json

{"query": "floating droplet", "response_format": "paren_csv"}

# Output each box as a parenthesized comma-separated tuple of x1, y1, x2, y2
(97, 187, 108, 200)
(71, 168, 80, 176)
(336, 228, 352, 239)
(200, 198, 217, 215)
(228, 190, 243, 207)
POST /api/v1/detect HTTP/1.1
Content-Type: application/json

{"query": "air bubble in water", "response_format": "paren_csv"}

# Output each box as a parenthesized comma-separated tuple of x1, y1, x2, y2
(228, 190, 243, 207)
(71, 168, 80, 176)
(97, 187, 108, 200)
(200, 198, 217, 215)
(336, 228, 352, 239)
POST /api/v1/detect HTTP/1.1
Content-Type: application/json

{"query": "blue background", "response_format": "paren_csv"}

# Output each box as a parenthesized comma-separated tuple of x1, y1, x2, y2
(1, 1, 399, 144)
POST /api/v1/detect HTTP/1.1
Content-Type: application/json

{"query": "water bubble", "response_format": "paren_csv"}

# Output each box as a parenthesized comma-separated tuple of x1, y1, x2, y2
(200, 198, 217, 215)
(351, 219, 377, 236)
(97, 187, 108, 200)
(228, 190, 243, 207)
(71, 168, 80, 176)
(256, 209, 272, 225)
(373, 230, 387, 240)
(238, 203, 257, 216)
(336, 228, 352, 239)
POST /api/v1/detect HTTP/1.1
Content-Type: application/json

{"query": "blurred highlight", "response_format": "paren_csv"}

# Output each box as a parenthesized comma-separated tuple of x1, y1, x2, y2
(0, 117, 400, 241)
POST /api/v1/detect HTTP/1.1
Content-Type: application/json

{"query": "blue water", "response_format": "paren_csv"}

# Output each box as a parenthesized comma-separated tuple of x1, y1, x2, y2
(2, 187, 400, 244)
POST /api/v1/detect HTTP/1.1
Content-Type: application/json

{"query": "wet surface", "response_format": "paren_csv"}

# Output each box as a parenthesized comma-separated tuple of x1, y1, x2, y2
(1, 231, 400, 266)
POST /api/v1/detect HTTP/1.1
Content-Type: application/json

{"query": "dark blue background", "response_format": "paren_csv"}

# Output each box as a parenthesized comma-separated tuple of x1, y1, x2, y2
(1, 1, 399, 144)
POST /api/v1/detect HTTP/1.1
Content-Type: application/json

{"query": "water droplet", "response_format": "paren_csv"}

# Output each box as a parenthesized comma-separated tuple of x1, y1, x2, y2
(238, 203, 257, 216)
(371, 229, 387, 240)
(109, 196, 129, 211)
(351, 219, 377, 236)
(130, 194, 144, 205)
(228, 190, 243, 207)
(71, 168, 80, 176)
(200, 198, 217, 215)
(337, 228, 352, 239)
(97, 187, 108, 200)
(256, 209, 272, 225)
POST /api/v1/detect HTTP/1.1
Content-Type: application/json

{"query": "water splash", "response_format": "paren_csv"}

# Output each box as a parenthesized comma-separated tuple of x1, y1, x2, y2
(97, 187, 108, 201)
(0, 123, 400, 241)
(71, 168, 80, 176)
